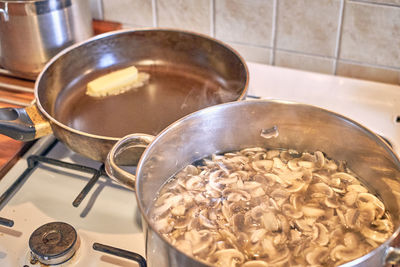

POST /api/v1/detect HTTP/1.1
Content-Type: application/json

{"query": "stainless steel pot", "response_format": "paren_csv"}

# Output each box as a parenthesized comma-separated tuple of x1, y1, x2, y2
(106, 100, 400, 266)
(0, 0, 93, 79)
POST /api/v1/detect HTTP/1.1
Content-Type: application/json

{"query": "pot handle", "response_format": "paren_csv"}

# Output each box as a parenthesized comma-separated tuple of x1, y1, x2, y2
(105, 134, 154, 191)
(385, 246, 400, 264)
(0, 105, 52, 141)
(0, 2, 8, 21)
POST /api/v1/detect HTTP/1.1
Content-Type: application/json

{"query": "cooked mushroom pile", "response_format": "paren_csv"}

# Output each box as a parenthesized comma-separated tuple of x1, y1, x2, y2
(150, 148, 394, 266)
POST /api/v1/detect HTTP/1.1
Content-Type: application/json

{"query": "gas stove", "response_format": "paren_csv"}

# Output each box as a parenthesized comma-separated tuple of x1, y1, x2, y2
(0, 62, 399, 266)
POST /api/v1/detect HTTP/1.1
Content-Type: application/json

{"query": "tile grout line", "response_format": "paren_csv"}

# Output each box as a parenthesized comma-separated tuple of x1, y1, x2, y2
(97, 0, 104, 20)
(210, 0, 215, 37)
(348, 0, 400, 8)
(270, 0, 278, 65)
(339, 58, 400, 71)
(333, 0, 345, 75)
(152, 0, 158, 27)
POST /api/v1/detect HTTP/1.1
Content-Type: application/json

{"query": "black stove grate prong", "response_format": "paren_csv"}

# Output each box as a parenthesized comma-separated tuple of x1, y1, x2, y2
(26, 155, 107, 208)
(73, 164, 105, 207)
(0, 216, 14, 227)
(93, 242, 146, 267)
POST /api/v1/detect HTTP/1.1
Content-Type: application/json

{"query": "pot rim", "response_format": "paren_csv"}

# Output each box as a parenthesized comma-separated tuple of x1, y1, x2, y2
(135, 99, 400, 266)
(33, 28, 249, 142)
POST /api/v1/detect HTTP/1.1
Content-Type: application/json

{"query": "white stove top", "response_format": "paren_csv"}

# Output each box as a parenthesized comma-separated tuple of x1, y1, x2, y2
(0, 62, 399, 266)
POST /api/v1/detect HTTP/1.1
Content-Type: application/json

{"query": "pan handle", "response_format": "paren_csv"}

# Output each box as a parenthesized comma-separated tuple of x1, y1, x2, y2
(0, 105, 52, 141)
(0, 2, 9, 22)
(105, 134, 154, 191)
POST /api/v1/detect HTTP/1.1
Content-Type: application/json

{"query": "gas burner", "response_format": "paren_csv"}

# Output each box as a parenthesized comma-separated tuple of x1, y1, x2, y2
(29, 222, 79, 265)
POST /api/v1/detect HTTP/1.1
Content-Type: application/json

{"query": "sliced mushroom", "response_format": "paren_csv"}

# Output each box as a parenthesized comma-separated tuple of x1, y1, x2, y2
(262, 211, 280, 232)
(357, 192, 385, 218)
(298, 161, 314, 169)
(210, 249, 244, 267)
(330, 244, 363, 263)
(288, 159, 302, 171)
(294, 218, 312, 232)
(372, 219, 393, 232)
(269, 247, 290, 265)
(325, 196, 340, 208)
(154, 217, 174, 234)
(250, 205, 264, 221)
(251, 186, 266, 198)
(171, 205, 186, 216)
(302, 206, 325, 218)
(343, 191, 358, 207)
(315, 151, 325, 168)
(252, 160, 273, 172)
(199, 213, 216, 229)
(261, 237, 277, 256)
(282, 204, 303, 219)
(286, 180, 306, 193)
(347, 184, 368, 193)
(301, 152, 315, 162)
(273, 157, 285, 169)
(305, 246, 329, 265)
(309, 182, 334, 198)
(267, 149, 281, 159)
(312, 223, 329, 246)
(232, 214, 246, 232)
(175, 239, 193, 255)
(224, 188, 252, 202)
(278, 214, 290, 234)
(185, 176, 204, 190)
(361, 226, 391, 243)
(331, 172, 356, 183)
(344, 208, 361, 229)
(343, 232, 360, 249)
(243, 181, 263, 193)
(263, 173, 286, 185)
(192, 231, 216, 256)
(250, 229, 266, 243)
(242, 260, 269, 267)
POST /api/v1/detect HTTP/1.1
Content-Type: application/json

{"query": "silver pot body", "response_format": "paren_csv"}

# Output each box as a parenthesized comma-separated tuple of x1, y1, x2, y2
(107, 100, 400, 266)
(0, 0, 93, 79)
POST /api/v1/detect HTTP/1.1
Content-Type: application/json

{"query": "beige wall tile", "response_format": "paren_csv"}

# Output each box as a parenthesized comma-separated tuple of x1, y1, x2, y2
(340, 2, 400, 68)
(276, 0, 341, 57)
(215, 0, 273, 46)
(228, 43, 271, 64)
(336, 61, 400, 84)
(274, 50, 335, 74)
(157, 0, 210, 35)
(103, 0, 153, 27)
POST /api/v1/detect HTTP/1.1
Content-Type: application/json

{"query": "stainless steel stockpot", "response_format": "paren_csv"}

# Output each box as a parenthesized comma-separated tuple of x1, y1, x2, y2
(0, 0, 93, 78)
(106, 99, 400, 267)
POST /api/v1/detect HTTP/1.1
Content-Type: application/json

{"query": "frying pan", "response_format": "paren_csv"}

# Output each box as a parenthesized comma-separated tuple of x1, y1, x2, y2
(0, 29, 248, 161)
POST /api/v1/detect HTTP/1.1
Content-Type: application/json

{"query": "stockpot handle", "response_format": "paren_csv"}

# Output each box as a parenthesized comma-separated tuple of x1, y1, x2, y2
(385, 246, 400, 264)
(0, 105, 51, 141)
(105, 134, 154, 191)
(0, 2, 9, 22)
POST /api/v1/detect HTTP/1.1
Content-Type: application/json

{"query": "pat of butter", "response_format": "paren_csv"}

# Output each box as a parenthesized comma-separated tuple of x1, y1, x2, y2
(86, 66, 149, 97)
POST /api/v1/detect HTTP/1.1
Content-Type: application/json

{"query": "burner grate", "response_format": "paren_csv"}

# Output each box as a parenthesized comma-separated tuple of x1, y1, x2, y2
(93, 243, 147, 267)
(0, 216, 13, 227)
(0, 141, 107, 211)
